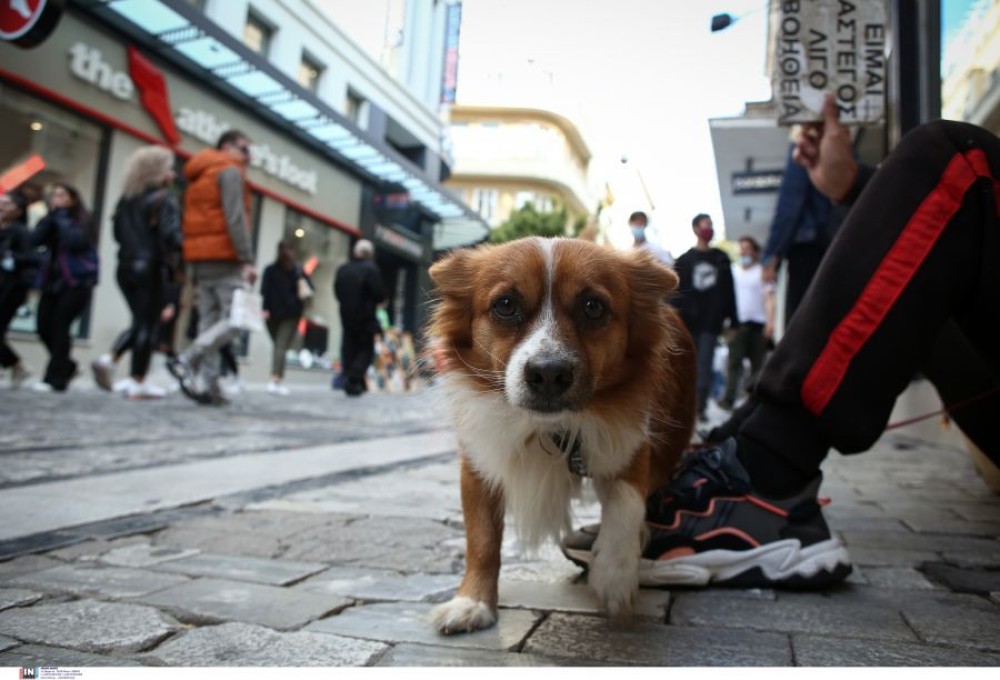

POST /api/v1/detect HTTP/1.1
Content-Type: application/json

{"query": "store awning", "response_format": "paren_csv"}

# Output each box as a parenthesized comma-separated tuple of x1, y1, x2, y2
(74, 0, 488, 251)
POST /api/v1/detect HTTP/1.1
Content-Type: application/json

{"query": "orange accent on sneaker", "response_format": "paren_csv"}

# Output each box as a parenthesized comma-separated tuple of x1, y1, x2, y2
(694, 526, 762, 548)
(746, 495, 790, 517)
(657, 547, 696, 561)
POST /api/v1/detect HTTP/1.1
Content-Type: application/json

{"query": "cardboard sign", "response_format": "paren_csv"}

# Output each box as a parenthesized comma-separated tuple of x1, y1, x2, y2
(771, 0, 888, 125)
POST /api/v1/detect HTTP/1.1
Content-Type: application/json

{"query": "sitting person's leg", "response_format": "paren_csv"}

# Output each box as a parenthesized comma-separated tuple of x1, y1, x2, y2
(649, 119, 1000, 587)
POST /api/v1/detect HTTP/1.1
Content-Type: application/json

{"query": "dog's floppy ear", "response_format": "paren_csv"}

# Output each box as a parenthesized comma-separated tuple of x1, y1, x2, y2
(627, 247, 678, 302)
(626, 248, 679, 353)
(429, 247, 477, 349)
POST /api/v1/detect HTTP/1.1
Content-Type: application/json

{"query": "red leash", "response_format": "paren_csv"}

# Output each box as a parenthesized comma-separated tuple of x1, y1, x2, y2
(884, 387, 1000, 432)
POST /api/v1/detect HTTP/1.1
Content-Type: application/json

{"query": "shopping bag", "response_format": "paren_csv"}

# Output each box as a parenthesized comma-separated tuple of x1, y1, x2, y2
(230, 288, 265, 332)
(297, 276, 314, 302)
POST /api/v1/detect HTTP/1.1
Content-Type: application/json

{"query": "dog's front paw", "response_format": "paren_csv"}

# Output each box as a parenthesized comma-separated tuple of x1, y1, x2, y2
(589, 542, 639, 621)
(430, 596, 497, 635)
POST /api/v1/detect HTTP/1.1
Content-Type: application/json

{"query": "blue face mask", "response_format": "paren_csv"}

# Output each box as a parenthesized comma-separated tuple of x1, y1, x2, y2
(740, 255, 754, 268)
(630, 227, 646, 240)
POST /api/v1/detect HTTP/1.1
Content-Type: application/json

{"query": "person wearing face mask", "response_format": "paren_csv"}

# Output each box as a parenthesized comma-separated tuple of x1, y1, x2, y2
(672, 213, 737, 421)
(628, 210, 673, 266)
(718, 236, 774, 411)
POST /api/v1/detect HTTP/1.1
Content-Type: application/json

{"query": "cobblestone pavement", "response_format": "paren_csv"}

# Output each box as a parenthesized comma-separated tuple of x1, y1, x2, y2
(0, 378, 998, 667)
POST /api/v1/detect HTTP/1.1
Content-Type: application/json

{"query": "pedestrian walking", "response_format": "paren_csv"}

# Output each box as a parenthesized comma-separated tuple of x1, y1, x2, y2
(91, 145, 182, 400)
(168, 130, 257, 406)
(334, 239, 386, 397)
(0, 190, 38, 388)
(28, 183, 99, 393)
(718, 236, 774, 410)
(261, 240, 312, 396)
(672, 213, 737, 421)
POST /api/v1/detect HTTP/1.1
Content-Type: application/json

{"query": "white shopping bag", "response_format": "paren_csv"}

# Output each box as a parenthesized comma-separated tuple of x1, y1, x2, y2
(230, 288, 265, 332)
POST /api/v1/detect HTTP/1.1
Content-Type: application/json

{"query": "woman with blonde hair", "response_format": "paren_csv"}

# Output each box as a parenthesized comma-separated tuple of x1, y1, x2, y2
(91, 145, 182, 399)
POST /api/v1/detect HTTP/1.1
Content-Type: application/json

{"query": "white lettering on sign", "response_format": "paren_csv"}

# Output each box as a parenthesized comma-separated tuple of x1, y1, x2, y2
(68, 42, 134, 100)
(175, 108, 319, 195)
(771, 0, 886, 124)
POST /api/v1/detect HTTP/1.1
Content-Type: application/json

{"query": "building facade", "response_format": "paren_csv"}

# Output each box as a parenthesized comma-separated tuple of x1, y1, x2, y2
(1, 0, 486, 387)
(445, 66, 600, 236)
(942, 0, 1000, 132)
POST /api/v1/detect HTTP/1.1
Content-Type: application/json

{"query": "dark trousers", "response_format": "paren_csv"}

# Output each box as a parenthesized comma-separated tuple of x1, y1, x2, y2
(341, 323, 375, 394)
(693, 330, 718, 415)
(784, 242, 826, 324)
(743, 120, 1000, 470)
(0, 281, 28, 368)
(724, 322, 767, 403)
(36, 286, 92, 390)
(115, 262, 162, 379)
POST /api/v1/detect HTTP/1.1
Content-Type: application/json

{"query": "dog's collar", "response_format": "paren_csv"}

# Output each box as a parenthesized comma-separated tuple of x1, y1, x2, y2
(548, 431, 589, 478)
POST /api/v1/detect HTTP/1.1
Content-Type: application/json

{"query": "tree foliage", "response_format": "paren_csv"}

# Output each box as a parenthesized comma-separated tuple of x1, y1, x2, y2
(488, 202, 572, 243)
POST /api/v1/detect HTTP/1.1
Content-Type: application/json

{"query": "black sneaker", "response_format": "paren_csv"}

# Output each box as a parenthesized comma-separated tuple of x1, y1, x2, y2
(561, 439, 852, 589)
(646, 439, 851, 588)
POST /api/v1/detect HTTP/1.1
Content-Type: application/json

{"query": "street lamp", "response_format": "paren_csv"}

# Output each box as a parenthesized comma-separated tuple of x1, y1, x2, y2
(620, 155, 655, 211)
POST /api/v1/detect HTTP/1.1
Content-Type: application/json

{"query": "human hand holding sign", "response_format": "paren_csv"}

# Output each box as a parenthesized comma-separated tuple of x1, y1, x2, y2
(791, 93, 859, 203)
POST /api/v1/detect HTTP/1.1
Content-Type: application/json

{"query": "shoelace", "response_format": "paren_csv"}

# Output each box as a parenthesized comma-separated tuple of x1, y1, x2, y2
(663, 445, 751, 501)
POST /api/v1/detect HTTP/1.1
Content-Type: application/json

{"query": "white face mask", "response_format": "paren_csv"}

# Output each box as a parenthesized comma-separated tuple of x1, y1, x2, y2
(740, 255, 754, 267)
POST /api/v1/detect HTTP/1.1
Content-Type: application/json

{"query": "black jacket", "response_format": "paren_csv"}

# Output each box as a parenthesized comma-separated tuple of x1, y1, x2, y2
(113, 187, 182, 267)
(261, 263, 311, 320)
(0, 219, 38, 286)
(31, 208, 100, 290)
(672, 247, 737, 335)
(334, 258, 387, 331)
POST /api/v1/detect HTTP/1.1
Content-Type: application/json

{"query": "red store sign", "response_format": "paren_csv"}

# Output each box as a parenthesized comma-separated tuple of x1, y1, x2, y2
(0, 0, 64, 49)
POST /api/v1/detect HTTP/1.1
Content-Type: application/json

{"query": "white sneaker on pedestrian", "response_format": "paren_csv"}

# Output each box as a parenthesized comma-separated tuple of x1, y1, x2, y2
(127, 381, 167, 400)
(267, 380, 290, 396)
(10, 363, 31, 389)
(91, 354, 116, 392)
(30, 381, 53, 393)
(113, 377, 137, 393)
(223, 378, 244, 395)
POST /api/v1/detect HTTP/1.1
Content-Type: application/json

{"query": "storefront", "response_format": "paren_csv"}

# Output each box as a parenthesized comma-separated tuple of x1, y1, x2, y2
(1, 5, 482, 387)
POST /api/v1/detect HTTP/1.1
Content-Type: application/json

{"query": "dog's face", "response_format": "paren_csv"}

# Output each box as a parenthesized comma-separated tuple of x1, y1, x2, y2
(429, 237, 678, 417)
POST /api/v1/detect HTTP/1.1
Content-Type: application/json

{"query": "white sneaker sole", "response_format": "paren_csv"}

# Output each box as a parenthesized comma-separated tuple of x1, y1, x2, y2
(565, 538, 852, 588)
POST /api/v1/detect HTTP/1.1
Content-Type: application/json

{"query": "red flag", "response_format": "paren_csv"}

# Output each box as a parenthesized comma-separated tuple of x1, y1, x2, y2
(128, 46, 181, 146)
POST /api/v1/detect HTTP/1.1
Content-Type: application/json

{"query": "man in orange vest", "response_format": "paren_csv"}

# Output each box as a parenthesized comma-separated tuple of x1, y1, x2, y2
(168, 130, 258, 405)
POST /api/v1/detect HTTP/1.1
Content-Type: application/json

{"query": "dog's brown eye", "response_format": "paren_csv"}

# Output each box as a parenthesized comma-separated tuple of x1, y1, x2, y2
(583, 298, 605, 320)
(492, 295, 519, 320)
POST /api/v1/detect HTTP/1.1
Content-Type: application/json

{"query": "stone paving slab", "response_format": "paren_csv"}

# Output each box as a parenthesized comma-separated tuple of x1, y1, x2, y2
(8, 564, 191, 600)
(100, 543, 203, 568)
(0, 556, 62, 581)
(860, 566, 940, 590)
(523, 614, 792, 666)
(136, 577, 353, 630)
(499, 579, 671, 620)
(896, 591, 1000, 651)
(142, 621, 388, 667)
(151, 510, 356, 559)
(0, 635, 18, 652)
(294, 566, 459, 603)
(0, 587, 42, 611)
(0, 599, 180, 654)
(375, 643, 574, 666)
(151, 552, 327, 586)
(669, 588, 919, 643)
(792, 634, 1000, 666)
(280, 516, 464, 573)
(305, 601, 540, 651)
(0, 644, 145, 667)
(921, 562, 1000, 595)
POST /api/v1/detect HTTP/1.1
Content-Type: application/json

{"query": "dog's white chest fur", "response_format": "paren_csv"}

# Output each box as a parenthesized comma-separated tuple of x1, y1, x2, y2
(437, 377, 647, 549)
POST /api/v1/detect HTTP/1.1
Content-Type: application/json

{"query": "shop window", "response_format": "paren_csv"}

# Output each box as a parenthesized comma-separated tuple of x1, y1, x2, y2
(280, 208, 351, 371)
(0, 84, 105, 339)
(345, 90, 367, 128)
(298, 54, 323, 93)
(244, 10, 274, 56)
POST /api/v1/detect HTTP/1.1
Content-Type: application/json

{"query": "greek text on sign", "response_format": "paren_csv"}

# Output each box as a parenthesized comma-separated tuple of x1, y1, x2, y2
(772, 0, 887, 124)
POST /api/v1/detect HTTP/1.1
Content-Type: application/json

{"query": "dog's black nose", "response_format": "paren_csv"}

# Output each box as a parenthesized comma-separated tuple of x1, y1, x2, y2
(524, 357, 575, 399)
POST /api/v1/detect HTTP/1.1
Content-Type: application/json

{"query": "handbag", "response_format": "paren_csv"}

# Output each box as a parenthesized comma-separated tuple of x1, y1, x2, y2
(229, 287, 265, 332)
(297, 275, 314, 302)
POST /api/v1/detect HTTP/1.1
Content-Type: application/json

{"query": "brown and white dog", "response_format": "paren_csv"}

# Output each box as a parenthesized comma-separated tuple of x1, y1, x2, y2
(427, 236, 696, 634)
